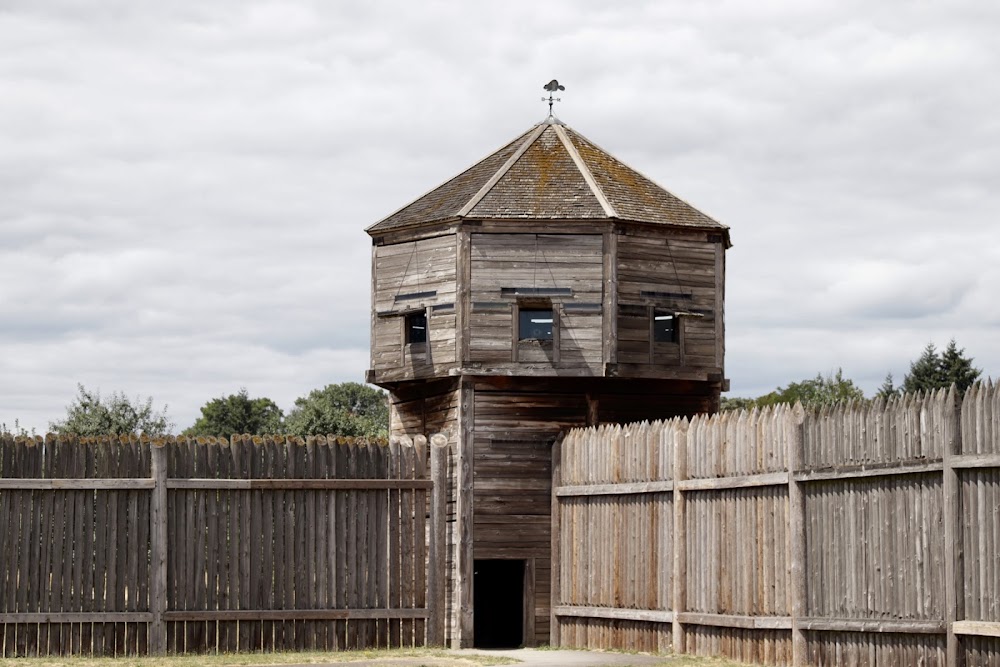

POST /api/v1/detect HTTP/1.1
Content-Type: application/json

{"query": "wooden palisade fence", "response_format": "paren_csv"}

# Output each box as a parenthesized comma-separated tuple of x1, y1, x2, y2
(0, 432, 449, 657)
(552, 383, 1000, 666)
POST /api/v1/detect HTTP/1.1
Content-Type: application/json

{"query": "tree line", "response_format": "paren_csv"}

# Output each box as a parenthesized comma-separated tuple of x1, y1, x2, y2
(16, 382, 390, 439)
(722, 338, 981, 411)
(3, 339, 985, 437)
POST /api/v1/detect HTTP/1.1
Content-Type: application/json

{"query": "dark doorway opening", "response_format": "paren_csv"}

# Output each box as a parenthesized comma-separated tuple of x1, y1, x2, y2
(474, 559, 524, 648)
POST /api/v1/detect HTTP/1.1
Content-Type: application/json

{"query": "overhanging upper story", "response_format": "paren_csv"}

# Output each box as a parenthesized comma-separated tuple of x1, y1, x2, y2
(366, 118, 730, 389)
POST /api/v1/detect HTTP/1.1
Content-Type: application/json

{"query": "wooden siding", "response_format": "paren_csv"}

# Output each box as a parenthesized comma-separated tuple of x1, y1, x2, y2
(616, 230, 722, 371)
(468, 233, 603, 372)
(372, 234, 458, 379)
(387, 382, 460, 647)
(0, 434, 444, 657)
(472, 387, 589, 646)
(553, 384, 1000, 667)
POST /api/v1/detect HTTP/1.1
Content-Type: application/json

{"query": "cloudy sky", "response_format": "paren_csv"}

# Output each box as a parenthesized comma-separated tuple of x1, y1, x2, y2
(2, 1, 998, 433)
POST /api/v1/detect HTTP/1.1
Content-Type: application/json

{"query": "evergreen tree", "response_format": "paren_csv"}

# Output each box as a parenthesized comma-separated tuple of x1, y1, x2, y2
(901, 343, 947, 394)
(183, 388, 284, 436)
(939, 339, 981, 393)
(875, 373, 900, 400)
(900, 340, 980, 395)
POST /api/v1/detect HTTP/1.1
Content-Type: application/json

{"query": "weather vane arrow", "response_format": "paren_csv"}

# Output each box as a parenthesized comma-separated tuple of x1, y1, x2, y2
(542, 79, 565, 116)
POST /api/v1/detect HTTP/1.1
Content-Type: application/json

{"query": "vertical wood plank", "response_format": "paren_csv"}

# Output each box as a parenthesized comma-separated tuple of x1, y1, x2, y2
(672, 419, 688, 654)
(943, 387, 962, 667)
(550, 433, 563, 648)
(413, 435, 428, 647)
(787, 404, 807, 667)
(428, 434, 448, 646)
(453, 379, 475, 648)
(149, 442, 168, 655)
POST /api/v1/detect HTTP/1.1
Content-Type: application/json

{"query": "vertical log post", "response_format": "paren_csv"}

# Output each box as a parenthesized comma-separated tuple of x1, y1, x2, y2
(787, 404, 807, 667)
(149, 440, 168, 654)
(550, 434, 563, 647)
(427, 434, 448, 646)
(671, 419, 688, 654)
(453, 380, 475, 648)
(943, 386, 962, 667)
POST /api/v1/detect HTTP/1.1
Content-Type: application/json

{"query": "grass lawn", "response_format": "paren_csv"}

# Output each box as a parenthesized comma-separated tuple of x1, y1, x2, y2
(0, 648, 754, 667)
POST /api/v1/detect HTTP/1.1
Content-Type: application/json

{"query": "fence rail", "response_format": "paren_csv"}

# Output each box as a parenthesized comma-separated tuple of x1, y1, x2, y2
(552, 382, 1000, 666)
(0, 433, 448, 657)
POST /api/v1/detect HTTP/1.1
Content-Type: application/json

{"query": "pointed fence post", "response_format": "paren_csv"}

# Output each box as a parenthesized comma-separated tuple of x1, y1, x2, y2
(427, 434, 448, 646)
(942, 386, 962, 667)
(672, 418, 688, 654)
(787, 404, 807, 667)
(550, 433, 563, 648)
(149, 440, 168, 654)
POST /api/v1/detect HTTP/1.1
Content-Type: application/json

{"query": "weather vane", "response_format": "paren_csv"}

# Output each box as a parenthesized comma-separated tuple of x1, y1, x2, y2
(542, 79, 565, 116)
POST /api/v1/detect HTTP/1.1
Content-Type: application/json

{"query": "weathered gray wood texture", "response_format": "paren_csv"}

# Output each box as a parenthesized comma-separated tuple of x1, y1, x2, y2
(0, 433, 445, 657)
(552, 383, 1000, 667)
(616, 230, 724, 372)
(370, 225, 725, 387)
(372, 234, 458, 380)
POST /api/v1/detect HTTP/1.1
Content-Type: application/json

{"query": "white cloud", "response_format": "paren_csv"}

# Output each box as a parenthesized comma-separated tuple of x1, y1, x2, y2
(1, 0, 997, 431)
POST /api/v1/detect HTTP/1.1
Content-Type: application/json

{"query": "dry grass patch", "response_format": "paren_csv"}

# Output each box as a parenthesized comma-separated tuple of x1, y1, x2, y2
(0, 648, 516, 667)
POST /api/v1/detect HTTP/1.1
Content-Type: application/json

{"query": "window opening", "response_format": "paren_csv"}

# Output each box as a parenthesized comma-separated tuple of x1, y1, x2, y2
(518, 309, 553, 341)
(405, 312, 427, 344)
(653, 310, 676, 343)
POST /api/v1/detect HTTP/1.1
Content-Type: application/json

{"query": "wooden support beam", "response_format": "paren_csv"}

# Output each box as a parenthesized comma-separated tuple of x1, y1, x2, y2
(149, 442, 168, 655)
(452, 379, 475, 648)
(556, 606, 674, 623)
(164, 478, 433, 490)
(953, 621, 1000, 638)
(943, 387, 963, 667)
(0, 478, 154, 489)
(550, 434, 563, 648)
(0, 612, 154, 623)
(678, 471, 787, 491)
(677, 612, 791, 630)
(787, 404, 807, 667)
(523, 557, 536, 647)
(162, 608, 429, 621)
(555, 480, 674, 497)
(671, 420, 688, 654)
(798, 618, 946, 634)
(427, 434, 448, 646)
(602, 229, 618, 365)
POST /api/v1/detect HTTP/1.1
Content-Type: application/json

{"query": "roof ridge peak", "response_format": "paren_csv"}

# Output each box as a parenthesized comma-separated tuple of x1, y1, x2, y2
(552, 124, 618, 218)
(456, 123, 546, 217)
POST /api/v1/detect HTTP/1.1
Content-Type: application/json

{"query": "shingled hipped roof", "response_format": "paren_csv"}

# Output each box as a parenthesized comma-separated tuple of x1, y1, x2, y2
(368, 118, 728, 235)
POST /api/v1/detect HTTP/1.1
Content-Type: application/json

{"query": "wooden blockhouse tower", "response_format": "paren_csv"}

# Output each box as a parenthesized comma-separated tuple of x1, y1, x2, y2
(366, 115, 730, 648)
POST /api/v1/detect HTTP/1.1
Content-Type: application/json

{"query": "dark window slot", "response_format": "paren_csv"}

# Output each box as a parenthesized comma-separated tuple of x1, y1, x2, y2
(640, 290, 692, 300)
(394, 290, 437, 302)
(501, 287, 572, 297)
(405, 312, 427, 344)
(518, 309, 554, 341)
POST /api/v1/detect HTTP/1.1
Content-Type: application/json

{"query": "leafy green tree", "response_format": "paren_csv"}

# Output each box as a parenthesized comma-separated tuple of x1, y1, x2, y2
(723, 369, 864, 411)
(755, 369, 864, 409)
(900, 340, 980, 395)
(284, 382, 389, 438)
(719, 396, 757, 412)
(50, 384, 172, 436)
(183, 388, 284, 436)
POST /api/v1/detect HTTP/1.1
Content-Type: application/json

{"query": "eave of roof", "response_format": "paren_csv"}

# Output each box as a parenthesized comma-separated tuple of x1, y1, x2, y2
(367, 117, 728, 238)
